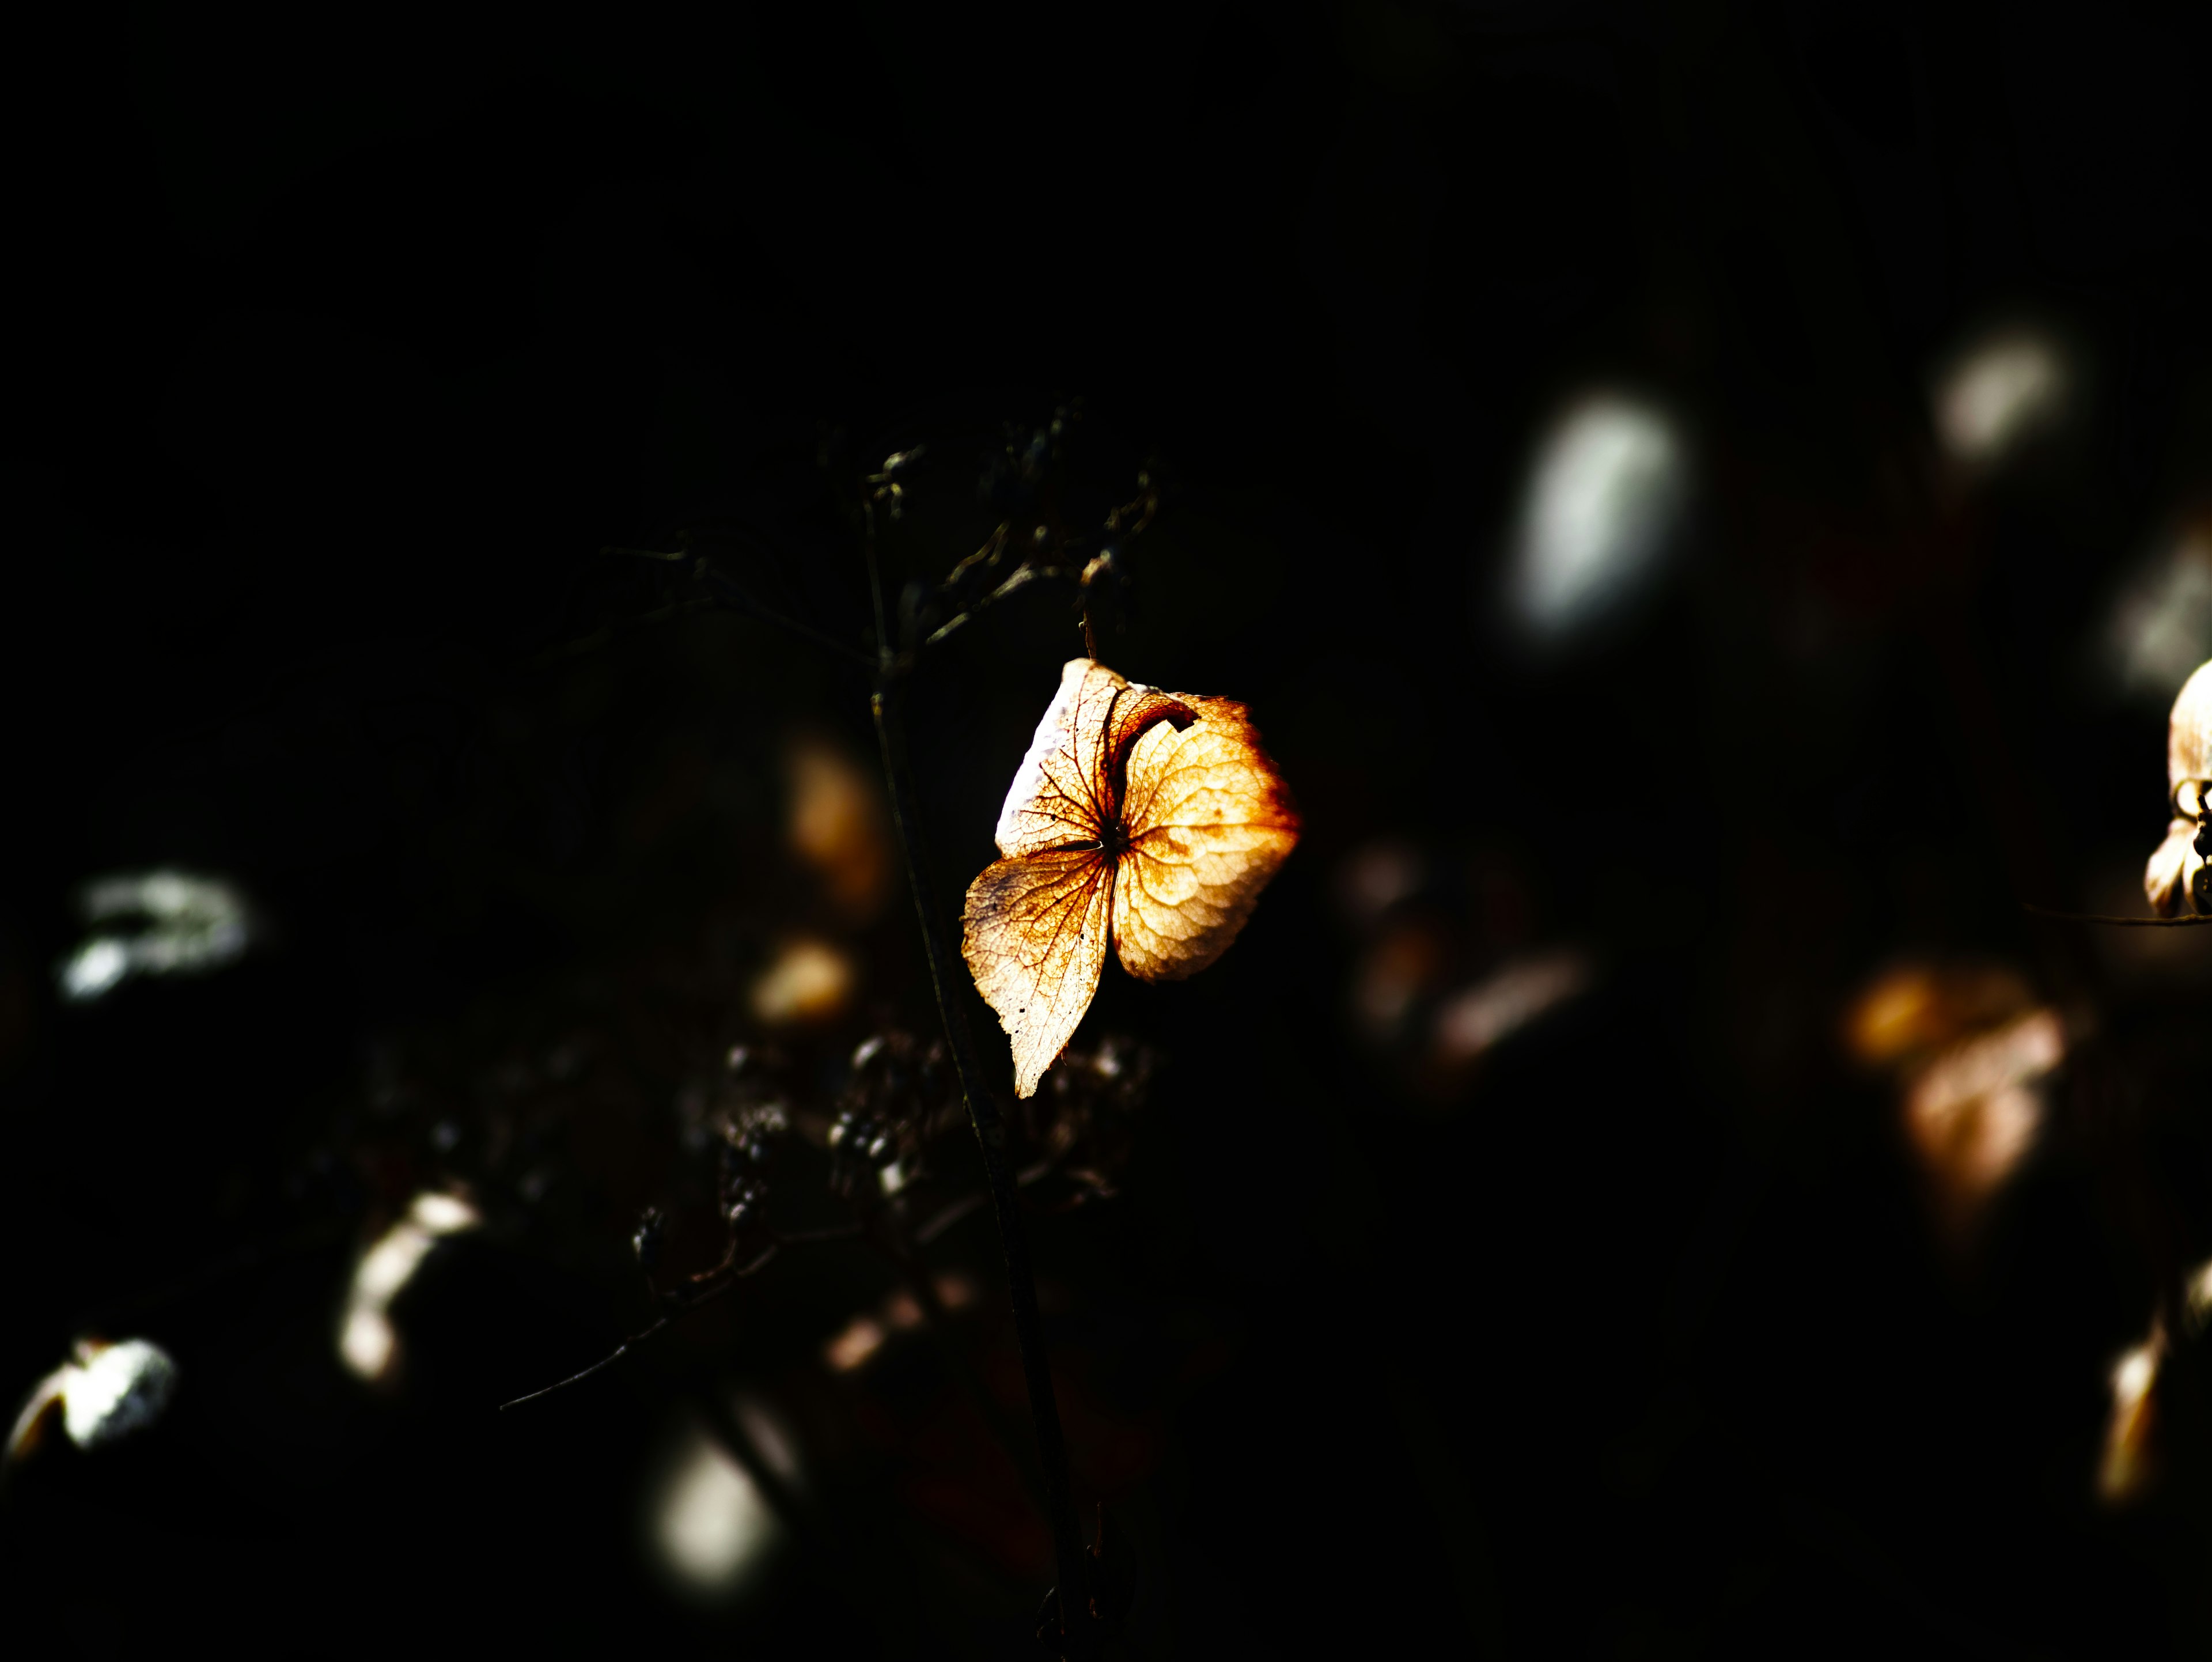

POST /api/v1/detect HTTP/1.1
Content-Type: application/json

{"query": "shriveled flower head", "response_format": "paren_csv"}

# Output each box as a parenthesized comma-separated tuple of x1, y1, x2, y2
(2143, 658, 2212, 917)
(962, 659, 1300, 1097)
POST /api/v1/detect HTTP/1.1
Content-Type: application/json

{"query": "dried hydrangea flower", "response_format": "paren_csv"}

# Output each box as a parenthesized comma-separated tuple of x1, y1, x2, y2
(2143, 658, 2211, 917)
(963, 659, 1300, 1097)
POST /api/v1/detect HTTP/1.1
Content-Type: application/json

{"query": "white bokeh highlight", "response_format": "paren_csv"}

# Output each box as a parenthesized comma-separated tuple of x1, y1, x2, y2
(57, 870, 252, 1002)
(338, 1191, 481, 1383)
(1933, 328, 2069, 470)
(651, 1421, 781, 1598)
(1509, 394, 1688, 638)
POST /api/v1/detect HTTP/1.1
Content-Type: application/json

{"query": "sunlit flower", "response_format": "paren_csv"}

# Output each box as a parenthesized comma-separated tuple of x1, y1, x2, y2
(963, 659, 1298, 1097)
(2143, 658, 2211, 917)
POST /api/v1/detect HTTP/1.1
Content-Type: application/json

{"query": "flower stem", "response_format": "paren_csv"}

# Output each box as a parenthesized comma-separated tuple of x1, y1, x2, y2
(870, 676, 1092, 1655)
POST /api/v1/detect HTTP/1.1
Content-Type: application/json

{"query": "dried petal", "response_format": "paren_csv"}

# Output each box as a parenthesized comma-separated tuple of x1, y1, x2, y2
(2164, 658, 2212, 784)
(1113, 698, 1301, 982)
(964, 848, 1115, 1099)
(2143, 659, 2211, 917)
(963, 659, 1299, 1096)
(2144, 825, 2195, 916)
(990, 660, 1193, 861)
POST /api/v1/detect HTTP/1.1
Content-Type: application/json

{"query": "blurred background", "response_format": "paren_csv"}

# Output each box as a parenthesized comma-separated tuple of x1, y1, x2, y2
(7, 2, 2209, 1656)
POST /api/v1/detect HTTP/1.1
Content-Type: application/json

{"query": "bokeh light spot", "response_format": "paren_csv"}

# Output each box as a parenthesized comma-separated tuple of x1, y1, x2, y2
(786, 735, 894, 922)
(651, 1421, 781, 1598)
(749, 938, 856, 1028)
(338, 1191, 481, 1383)
(1508, 393, 1687, 638)
(1933, 327, 2068, 469)
(55, 869, 252, 1002)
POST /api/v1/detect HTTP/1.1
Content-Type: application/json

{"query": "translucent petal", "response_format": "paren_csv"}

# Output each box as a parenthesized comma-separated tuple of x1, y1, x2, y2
(962, 847, 1115, 1098)
(965, 661, 1298, 1095)
(1113, 696, 1299, 982)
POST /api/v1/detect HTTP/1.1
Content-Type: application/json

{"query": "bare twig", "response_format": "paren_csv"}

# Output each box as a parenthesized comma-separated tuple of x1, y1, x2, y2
(911, 1152, 1075, 1246)
(533, 544, 875, 671)
(1102, 476, 1157, 538)
(531, 595, 719, 666)
(922, 563, 1083, 649)
(941, 522, 1014, 595)
(695, 565, 876, 669)
(497, 1224, 863, 1411)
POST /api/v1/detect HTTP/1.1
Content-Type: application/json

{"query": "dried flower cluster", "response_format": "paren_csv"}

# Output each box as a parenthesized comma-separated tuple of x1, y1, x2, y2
(963, 658, 1300, 1097)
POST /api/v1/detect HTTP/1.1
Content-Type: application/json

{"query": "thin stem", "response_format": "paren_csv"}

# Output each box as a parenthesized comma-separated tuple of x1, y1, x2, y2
(532, 596, 720, 665)
(864, 501, 893, 669)
(913, 1153, 1065, 1247)
(696, 565, 877, 670)
(540, 550, 874, 671)
(869, 673, 1092, 1656)
(871, 1208, 1052, 1522)
(921, 563, 1082, 650)
(942, 522, 1013, 594)
(2022, 903, 2212, 928)
(496, 1223, 863, 1411)
(497, 1244, 778, 1410)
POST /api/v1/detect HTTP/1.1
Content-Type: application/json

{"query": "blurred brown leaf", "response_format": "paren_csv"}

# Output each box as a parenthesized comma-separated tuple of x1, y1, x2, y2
(963, 658, 1300, 1097)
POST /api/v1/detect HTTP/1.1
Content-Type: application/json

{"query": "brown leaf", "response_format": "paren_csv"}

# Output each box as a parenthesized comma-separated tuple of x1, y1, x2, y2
(963, 660, 1300, 1096)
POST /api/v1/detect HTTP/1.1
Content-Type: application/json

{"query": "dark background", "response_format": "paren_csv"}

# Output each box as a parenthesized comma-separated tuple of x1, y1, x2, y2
(6, 2, 2209, 1657)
